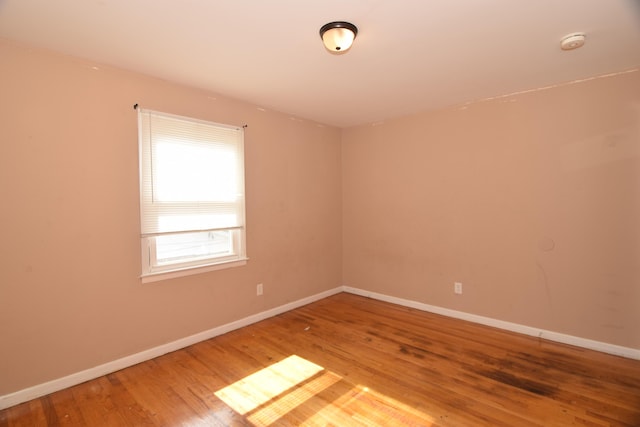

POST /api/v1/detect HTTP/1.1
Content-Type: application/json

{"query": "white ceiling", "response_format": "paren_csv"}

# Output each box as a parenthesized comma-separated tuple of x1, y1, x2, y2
(1, 0, 639, 128)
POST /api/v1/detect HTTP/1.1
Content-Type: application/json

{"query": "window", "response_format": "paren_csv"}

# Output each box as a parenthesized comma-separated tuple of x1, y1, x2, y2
(138, 109, 247, 282)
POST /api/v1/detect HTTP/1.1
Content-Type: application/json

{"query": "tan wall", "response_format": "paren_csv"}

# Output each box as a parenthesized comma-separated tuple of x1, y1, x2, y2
(343, 70, 640, 349)
(0, 40, 342, 395)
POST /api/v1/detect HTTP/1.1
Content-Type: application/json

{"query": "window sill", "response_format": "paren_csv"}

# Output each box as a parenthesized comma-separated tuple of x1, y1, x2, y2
(140, 258, 248, 283)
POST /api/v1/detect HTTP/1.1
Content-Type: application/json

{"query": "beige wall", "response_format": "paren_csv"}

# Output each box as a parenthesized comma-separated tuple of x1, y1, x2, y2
(0, 40, 342, 395)
(343, 70, 640, 349)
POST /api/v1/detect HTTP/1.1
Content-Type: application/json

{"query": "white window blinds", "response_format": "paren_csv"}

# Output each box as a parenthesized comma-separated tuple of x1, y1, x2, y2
(138, 109, 246, 236)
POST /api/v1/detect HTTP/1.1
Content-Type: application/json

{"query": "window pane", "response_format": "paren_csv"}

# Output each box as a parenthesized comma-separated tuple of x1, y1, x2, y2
(155, 230, 232, 265)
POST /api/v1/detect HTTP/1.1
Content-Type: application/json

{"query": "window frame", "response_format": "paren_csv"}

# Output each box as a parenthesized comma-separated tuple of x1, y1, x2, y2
(137, 108, 247, 283)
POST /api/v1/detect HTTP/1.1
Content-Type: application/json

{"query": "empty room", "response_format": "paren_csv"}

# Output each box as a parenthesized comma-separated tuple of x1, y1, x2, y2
(1, 1, 639, 426)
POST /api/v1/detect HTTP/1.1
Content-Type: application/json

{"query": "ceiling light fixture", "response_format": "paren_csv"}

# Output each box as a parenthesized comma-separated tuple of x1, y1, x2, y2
(320, 21, 358, 53)
(560, 33, 586, 50)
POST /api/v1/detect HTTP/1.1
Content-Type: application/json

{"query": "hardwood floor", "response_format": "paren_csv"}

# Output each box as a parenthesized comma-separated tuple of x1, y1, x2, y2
(1, 292, 639, 426)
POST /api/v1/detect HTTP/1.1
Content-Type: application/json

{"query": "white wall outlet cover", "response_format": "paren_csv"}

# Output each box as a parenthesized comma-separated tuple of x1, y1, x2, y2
(454, 282, 463, 294)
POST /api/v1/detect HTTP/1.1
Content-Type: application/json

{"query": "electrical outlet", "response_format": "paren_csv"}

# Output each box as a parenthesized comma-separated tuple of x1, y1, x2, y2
(454, 282, 463, 294)
(257, 283, 263, 296)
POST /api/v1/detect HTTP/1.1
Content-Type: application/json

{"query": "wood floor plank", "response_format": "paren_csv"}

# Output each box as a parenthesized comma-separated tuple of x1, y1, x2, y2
(2, 293, 639, 426)
(150, 349, 244, 426)
(69, 375, 134, 426)
(4, 399, 47, 427)
(42, 388, 87, 426)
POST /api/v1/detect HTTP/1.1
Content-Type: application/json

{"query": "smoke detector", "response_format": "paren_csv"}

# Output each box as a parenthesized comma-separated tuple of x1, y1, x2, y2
(560, 33, 586, 50)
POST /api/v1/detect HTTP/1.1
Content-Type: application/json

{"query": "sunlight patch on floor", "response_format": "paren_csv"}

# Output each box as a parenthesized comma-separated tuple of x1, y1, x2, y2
(214, 355, 323, 415)
(247, 370, 342, 426)
(215, 354, 435, 426)
(331, 385, 435, 426)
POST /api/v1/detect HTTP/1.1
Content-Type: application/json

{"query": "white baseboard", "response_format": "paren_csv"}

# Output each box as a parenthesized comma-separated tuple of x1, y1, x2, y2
(343, 286, 640, 361)
(0, 286, 343, 410)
